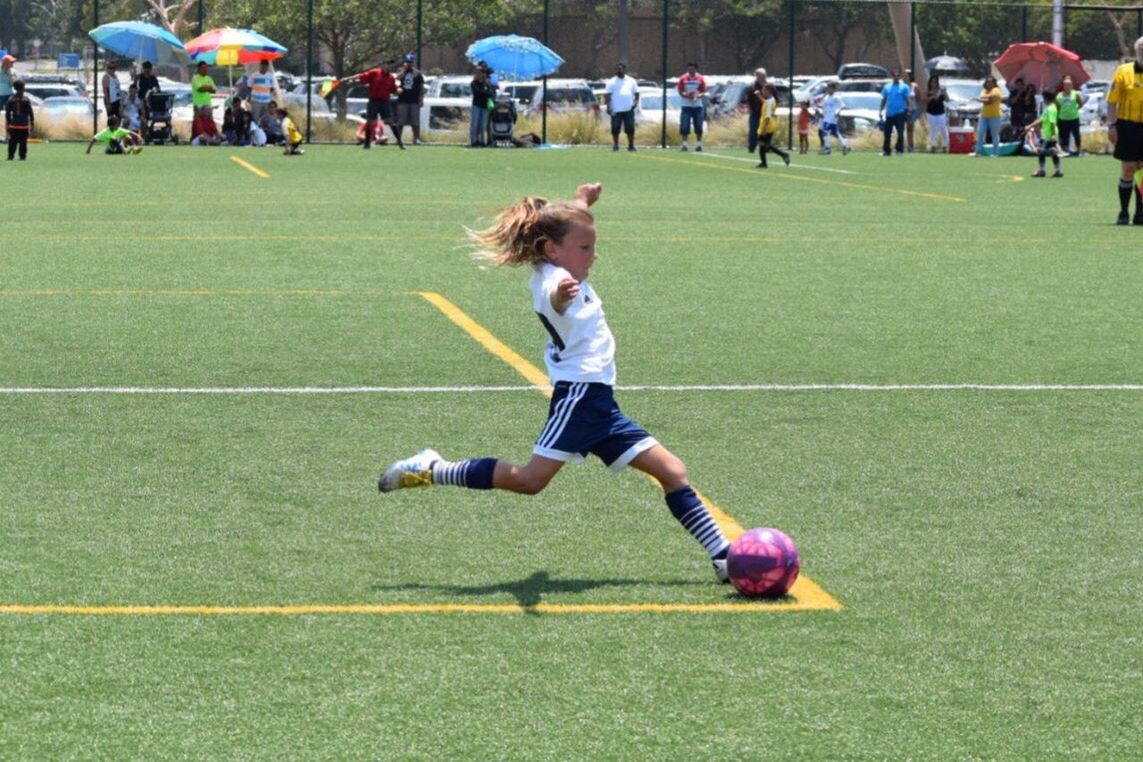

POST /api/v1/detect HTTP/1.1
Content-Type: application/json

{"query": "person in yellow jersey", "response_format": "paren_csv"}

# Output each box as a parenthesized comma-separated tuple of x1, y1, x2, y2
(975, 75, 1003, 157)
(1106, 35, 1143, 225)
(279, 107, 303, 155)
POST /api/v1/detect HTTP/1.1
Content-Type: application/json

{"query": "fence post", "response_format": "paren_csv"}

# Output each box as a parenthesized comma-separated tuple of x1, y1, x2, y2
(661, 0, 669, 149)
(305, 0, 313, 142)
(787, 0, 795, 149)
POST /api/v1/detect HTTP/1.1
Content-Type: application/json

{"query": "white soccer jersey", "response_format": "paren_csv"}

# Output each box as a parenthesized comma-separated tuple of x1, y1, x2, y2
(530, 262, 617, 386)
(820, 94, 844, 124)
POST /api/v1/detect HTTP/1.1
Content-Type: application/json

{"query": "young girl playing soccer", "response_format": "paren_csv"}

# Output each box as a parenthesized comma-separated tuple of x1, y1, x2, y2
(378, 182, 733, 582)
(756, 83, 790, 168)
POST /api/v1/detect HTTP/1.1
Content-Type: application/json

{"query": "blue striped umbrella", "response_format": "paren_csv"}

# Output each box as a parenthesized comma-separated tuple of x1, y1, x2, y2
(88, 21, 189, 66)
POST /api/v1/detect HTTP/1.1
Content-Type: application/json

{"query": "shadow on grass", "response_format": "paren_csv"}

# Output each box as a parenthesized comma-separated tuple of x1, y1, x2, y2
(372, 570, 707, 612)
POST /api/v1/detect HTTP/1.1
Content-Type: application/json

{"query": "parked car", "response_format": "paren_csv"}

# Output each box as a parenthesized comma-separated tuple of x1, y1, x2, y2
(421, 75, 472, 130)
(709, 76, 795, 118)
(1079, 92, 1107, 125)
(1080, 79, 1110, 97)
(283, 91, 364, 124)
(525, 78, 600, 118)
(838, 62, 890, 79)
(634, 88, 683, 125)
(22, 82, 85, 101)
(36, 95, 96, 123)
(499, 80, 542, 108)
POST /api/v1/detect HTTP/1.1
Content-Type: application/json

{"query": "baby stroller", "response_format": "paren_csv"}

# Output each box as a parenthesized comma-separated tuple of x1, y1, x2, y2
(489, 95, 517, 147)
(145, 91, 177, 145)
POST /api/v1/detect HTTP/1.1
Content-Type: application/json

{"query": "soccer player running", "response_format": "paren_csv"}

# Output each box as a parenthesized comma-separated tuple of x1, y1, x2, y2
(378, 183, 734, 583)
(817, 82, 851, 155)
(1106, 35, 1143, 225)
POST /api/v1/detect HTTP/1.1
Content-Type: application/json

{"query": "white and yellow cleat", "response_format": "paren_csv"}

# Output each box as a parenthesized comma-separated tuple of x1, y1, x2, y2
(378, 448, 441, 493)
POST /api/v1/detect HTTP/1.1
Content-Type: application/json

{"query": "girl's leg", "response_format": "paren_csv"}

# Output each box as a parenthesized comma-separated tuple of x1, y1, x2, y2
(491, 454, 564, 495)
(380, 448, 564, 495)
(629, 445, 731, 571)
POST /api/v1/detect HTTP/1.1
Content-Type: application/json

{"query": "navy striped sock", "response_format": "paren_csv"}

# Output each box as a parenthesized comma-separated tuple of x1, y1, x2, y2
(431, 458, 497, 490)
(665, 486, 730, 558)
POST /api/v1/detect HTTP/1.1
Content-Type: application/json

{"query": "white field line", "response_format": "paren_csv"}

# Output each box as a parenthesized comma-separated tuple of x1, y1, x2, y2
(703, 150, 859, 175)
(3, 384, 1143, 394)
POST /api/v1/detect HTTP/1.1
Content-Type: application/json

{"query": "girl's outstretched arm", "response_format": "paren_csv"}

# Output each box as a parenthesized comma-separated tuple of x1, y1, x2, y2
(575, 182, 602, 208)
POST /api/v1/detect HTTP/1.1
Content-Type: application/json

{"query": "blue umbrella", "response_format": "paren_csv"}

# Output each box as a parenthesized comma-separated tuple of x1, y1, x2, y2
(89, 21, 189, 66)
(465, 35, 563, 81)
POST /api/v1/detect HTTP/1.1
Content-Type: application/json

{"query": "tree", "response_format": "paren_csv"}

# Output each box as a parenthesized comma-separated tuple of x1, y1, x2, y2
(141, 0, 201, 37)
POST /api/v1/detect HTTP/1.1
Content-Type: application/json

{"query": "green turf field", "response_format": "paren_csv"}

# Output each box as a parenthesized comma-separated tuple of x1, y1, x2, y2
(2, 142, 1141, 759)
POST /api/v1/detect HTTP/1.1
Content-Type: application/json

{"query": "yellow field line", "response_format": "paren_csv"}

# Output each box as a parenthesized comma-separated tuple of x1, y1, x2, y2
(418, 291, 842, 611)
(230, 155, 271, 179)
(0, 586, 839, 615)
(419, 291, 552, 390)
(641, 153, 966, 202)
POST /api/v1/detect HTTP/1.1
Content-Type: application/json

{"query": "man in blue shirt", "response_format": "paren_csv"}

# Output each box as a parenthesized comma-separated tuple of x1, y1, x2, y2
(879, 69, 912, 156)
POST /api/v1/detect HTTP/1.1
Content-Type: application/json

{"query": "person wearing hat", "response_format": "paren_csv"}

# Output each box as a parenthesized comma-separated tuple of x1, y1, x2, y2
(342, 58, 404, 149)
(395, 53, 425, 145)
(101, 60, 123, 123)
(0, 55, 15, 111)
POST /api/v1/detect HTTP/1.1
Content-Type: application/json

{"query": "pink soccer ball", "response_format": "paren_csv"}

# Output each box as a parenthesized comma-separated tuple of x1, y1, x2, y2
(727, 527, 801, 598)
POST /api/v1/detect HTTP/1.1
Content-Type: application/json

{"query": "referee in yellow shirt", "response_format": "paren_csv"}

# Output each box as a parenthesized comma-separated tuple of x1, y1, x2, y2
(1106, 35, 1143, 225)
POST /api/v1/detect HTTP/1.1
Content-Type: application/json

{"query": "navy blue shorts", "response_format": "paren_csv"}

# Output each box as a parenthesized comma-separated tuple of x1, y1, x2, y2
(533, 382, 658, 471)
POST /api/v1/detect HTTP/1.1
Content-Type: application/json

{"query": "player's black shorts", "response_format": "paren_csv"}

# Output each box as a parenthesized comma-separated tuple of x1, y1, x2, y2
(1112, 119, 1143, 162)
(366, 98, 392, 121)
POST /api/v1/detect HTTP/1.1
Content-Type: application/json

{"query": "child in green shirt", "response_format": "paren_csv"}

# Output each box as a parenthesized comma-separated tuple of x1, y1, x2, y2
(1025, 91, 1062, 178)
(86, 115, 143, 155)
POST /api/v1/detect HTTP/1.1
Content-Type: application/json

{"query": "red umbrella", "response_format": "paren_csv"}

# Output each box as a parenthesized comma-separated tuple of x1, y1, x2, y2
(992, 41, 1090, 90)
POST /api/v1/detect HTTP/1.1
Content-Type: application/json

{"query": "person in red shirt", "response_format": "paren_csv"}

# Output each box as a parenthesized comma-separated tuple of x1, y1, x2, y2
(676, 62, 707, 151)
(341, 59, 404, 149)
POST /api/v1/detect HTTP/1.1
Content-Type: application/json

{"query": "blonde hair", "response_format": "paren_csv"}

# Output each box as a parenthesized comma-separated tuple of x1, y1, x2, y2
(470, 196, 593, 267)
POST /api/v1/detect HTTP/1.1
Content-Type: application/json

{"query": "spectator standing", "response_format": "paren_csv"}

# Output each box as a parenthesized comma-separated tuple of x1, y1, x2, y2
(1025, 90, 1063, 178)
(975, 76, 1003, 157)
(395, 53, 426, 145)
(603, 62, 639, 152)
(342, 59, 403, 149)
(1054, 76, 1084, 156)
(482, 62, 499, 146)
(879, 70, 911, 155)
(468, 66, 496, 147)
(0, 55, 15, 111)
(1106, 35, 1143, 225)
(1007, 77, 1032, 132)
(746, 68, 767, 153)
(191, 61, 216, 113)
(818, 82, 851, 155)
(676, 62, 707, 151)
(102, 60, 122, 123)
(925, 75, 949, 152)
(136, 60, 160, 129)
(238, 60, 278, 125)
(904, 70, 921, 152)
(5, 79, 34, 160)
